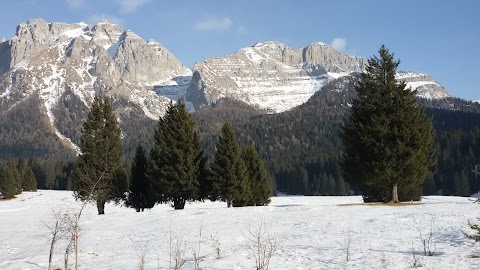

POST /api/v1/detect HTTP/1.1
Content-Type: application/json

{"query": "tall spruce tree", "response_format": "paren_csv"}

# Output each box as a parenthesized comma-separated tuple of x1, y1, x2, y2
(242, 144, 271, 206)
(341, 45, 435, 203)
(126, 145, 155, 212)
(147, 100, 203, 210)
(210, 122, 249, 207)
(0, 160, 22, 199)
(73, 95, 128, 215)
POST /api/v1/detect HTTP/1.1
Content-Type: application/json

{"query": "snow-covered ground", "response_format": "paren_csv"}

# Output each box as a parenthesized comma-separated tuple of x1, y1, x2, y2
(1, 191, 480, 270)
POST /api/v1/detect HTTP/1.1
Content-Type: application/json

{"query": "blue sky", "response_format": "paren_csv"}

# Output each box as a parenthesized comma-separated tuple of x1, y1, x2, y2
(0, 0, 479, 100)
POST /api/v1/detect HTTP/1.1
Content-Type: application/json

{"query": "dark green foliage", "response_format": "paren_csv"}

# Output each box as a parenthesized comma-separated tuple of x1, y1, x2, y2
(29, 159, 74, 190)
(210, 122, 249, 207)
(22, 166, 37, 191)
(0, 160, 22, 199)
(429, 126, 480, 196)
(0, 94, 76, 160)
(126, 145, 155, 212)
(341, 46, 435, 202)
(72, 95, 128, 215)
(146, 100, 204, 210)
(241, 144, 271, 206)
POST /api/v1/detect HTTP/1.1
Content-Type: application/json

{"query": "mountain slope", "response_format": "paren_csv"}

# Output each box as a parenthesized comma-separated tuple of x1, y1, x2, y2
(0, 19, 191, 156)
(186, 42, 450, 113)
(187, 41, 365, 112)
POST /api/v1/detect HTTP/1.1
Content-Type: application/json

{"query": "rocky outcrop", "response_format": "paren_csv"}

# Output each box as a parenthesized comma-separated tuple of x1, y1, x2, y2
(187, 42, 451, 112)
(186, 41, 366, 112)
(396, 71, 449, 99)
(0, 19, 192, 151)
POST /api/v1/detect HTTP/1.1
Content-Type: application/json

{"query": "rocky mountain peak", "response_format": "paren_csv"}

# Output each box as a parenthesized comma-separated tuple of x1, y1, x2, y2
(0, 18, 192, 152)
(396, 71, 449, 99)
(186, 41, 366, 112)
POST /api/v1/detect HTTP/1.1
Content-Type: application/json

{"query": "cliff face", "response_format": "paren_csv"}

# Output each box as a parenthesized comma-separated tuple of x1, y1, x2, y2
(0, 19, 192, 151)
(186, 41, 365, 113)
(187, 42, 451, 113)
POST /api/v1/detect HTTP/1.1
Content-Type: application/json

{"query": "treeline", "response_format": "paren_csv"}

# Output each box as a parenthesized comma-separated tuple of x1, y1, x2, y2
(193, 75, 480, 197)
(1, 77, 480, 198)
(0, 159, 74, 198)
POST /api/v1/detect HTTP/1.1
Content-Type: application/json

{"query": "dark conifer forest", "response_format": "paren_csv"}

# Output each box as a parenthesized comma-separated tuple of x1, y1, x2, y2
(1, 76, 480, 197)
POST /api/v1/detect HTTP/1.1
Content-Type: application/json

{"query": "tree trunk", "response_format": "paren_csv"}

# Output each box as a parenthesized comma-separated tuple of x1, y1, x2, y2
(75, 216, 79, 270)
(173, 198, 186, 210)
(97, 199, 105, 215)
(136, 207, 140, 212)
(49, 237, 56, 270)
(227, 198, 232, 208)
(391, 184, 399, 203)
(65, 238, 72, 270)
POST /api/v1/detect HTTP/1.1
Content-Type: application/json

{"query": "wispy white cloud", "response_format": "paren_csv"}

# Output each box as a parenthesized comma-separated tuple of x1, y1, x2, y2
(85, 13, 124, 25)
(331, 38, 347, 52)
(194, 17, 232, 32)
(67, 0, 87, 9)
(237, 25, 248, 34)
(115, 0, 150, 14)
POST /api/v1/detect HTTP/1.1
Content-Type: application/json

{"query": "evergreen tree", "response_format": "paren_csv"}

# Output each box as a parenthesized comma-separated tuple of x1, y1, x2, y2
(341, 45, 435, 203)
(0, 160, 22, 199)
(22, 166, 37, 192)
(72, 95, 128, 215)
(210, 122, 249, 207)
(147, 100, 203, 210)
(242, 144, 271, 206)
(126, 145, 154, 212)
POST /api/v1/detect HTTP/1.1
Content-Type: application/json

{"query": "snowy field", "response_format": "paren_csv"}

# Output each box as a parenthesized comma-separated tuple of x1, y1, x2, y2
(1, 190, 480, 270)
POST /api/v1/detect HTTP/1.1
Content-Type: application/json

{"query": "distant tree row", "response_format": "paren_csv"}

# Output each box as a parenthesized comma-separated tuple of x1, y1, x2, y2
(0, 160, 36, 199)
(0, 158, 76, 199)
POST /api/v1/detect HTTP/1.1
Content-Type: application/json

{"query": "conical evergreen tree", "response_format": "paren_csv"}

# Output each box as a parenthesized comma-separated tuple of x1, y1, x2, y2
(242, 144, 271, 206)
(210, 122, 249, 207)
(73, 95, 128, 215)
(147, 100, 203, 210)
(0, 160, 22, 199)
(341, 45, 435, 203)
(126, 145, 155, 212)
(22, 166, 37, 192)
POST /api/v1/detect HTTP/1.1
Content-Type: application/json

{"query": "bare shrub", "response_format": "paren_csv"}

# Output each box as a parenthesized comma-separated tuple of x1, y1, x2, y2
(344, 222, 352, 262)
(210, 233, 221, 260)
(168, 224, 185, 270)
(244, 218, 278, 270)
(43, 208, 67, 270)
(419, 219, 436, 256)
(410, 240, 421, 268)
(191, 224, 203, 270)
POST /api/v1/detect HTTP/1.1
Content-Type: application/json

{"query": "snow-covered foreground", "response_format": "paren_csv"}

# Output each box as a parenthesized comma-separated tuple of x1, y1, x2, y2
(1, 191, 480, 270)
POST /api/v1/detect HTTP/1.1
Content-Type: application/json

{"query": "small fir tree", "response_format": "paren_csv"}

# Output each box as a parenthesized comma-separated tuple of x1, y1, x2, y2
(0, 161, 22, 199)
(72, 95, 128, 215)
(242, 144, 271, 206)
(210, 122, 249, 207)
(22, 166, 37, 192)
(341, 45, 435, 203)
(126, 145, 155, 212)
(147, 100, 204, 210)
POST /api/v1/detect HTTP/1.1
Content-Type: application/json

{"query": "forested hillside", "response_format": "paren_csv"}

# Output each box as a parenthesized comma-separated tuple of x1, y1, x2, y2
(1, 76, 479, 197)
(194, 75, 480, 196)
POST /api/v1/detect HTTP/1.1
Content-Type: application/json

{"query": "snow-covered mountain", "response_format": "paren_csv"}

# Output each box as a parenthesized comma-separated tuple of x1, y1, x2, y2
(0, 19, 191, 151)
(395, 71, 449, 99)
(186, 41, 365, 113)
(0, 19, 456, 158)
(186, 42, 450, 113)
